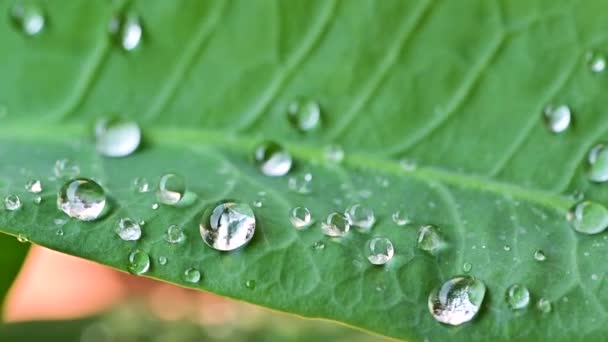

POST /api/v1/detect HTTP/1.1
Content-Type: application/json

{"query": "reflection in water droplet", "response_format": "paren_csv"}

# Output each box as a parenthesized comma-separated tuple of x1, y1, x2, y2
(534, 250, 546, 261)
(346, 204, 375, 230)
(289, 206, 312, 229)
(17, 233, 29, 243)
(57, 178, 106, 221)
(245, 279, 256, 289)
(588, 143, 608, 183)
(366, 237, 394, 265)
(4, 194, 21, 211)
(288, 173, 312, 194)
(321, 212, 350, 237)
(158, 256, 168, 265)
(95, 117, 141, 157)
(254, 141, 292, 177)
(417, 225, 445, 255)
(570, 201, 608, 235)
(287, 98, 320, 132)
(183, 268, 201, 283)
(506, 284, 530, 310)
(115, 218, 141, 241)
(199, 201, 255, 251)
(543, 105, 571, 133)
(536, 298, 552, 313)
(428, 276, 486, 326)
(165, 224, 185, 244)
(25, 179, 42, 193)
(462, 262, 472, 273)
(10, 2, 45, 36)
(157, 173, 185, 205)
(587, 51, 606, 73)
(127, 250, 150, 275)
(132, 177, 151, 193)
(392, 210, 410, 226)
(53, 159, 80, 178)
(325, 145, 344, 163)
(109, 12, 143, 51)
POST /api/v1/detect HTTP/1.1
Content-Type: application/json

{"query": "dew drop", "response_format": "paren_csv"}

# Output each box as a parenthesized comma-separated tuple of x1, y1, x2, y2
(399, 159, 417, 172)
(254, 141, 292, 177)
(17, 233, 29, 243)
(417, 225, 445, 255)
(165, 224, 185, 244)
(57, 178, 106, 221)
(127, 250, 150, 275)
(503, 245, 511, 252)
(158, 256, 167, 266)
(543, 105, 571, 133)
(33, 196, 42, 204)
(312, 240, 325, 250)
(55, 229, 64, 236)
(152, 203, 159, 210)
(569, 201, 608, 235)
(157, 173, 185, 205)
(287, 98, 320, 132)
(115, 218, 141, 241)
(252, 200, 263, 208)
(325, 145, 344, 163)
(366, 237, 394, 265)
(506, 284, 530, 310)
(536, 298, 552, 313)
(4, 194, 21, 211)
(199, 201, 255, 251)
(109, 12, 143, 51)
(345, 204, 375, 230)
(428, 276, 486, 326)
(534, 249, 546, 262)
(10, 1, 45, 36)
(587, 143, 608, 183)
(288, 173, 312, 194)
(132, 177, 151, 193)
(53, 159, 80, 179)
(183, 268, 201, 283)
(95, 117, 141, 157)
(587, 51, 606, 73)
(392, 210, 410, 226)
(462, 262, 472, 273)
(54, 218, 67, 226)
(25, 179, 42, 193)
(289, 206, 312, 229)
(245, 279, 256, 289)
(321, 212, 350, 237)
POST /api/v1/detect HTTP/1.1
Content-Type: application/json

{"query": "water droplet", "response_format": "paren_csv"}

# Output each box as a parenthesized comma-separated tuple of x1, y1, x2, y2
(534, 249, 546, 261)
(25, 179, 42, 193)
(10, 2, 45, 36)
(245, 279, 256, 289)
(312, 240, 325, 250)
(199, 201, 256, 251)
(127, 250, 150, 275)
(399, 159, 417, 172)
(591, 273, 599, 281)
(55, 229, 64, 236)
(506, 284, 530, 310)
(165, 224, 185, 244)
(428, 276, 486, 326)
(33, 196, 42, 204)
(587, 51, 606, 73)
(325, 145, 344, 163)
(569, 201, 608, 235)
(417, 225, 445, 255)
(57, 178, 106, 221)
(288, 173, 312, 194)
(95, 117, 141, 157)
(462, 262, 472, 273)
(132, 177, 151, 193)
(183, 268, 201, 283)
(254, 141, 292, 177)
(543, 105, 571, 133)
(158, 256, 167, 265)
(16, 233, 29, 243)
(321, 212, 350, 237)
(536, 298, 552, 313)
(54, 218, 67, 226)
(252, 200, 263, 208)
(53, 159, 80, 179)
(392, 210, 410, 226)
(287, 98, 320, 132)
(157, 173, 185, 205)
(4, 194, 21, 211)
(503, 245, 511, 252)
(345, 204, 375, 230)
(366, 237, 394, 265)
(152, 203, 159, 210)
(115, 218, 141, 241)
(587, 143, 608, 182)
(109, 12, 142, 51)
(289, 206, 312, 229)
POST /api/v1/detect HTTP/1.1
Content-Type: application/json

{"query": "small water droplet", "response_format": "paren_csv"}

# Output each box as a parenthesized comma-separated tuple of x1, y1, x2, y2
(115, 218, 141, 241)
(534, 249, 546, 262)
(325, 145, 344, 163)
(132, 177, 151, 193)
(200, 201, 255, 251)
(588, 143, 608, 182)
(417, 225, 445, 255)
(462, 262, 472, 273)
(587, 51, 606, 73)
(543, 105, 571, 133)
(152, 203, 159, 210)
(54, 218, 67, 226)
(245, 279, 256, 289)
(10, 1, 45, 36)
(95, 117, 141, 157)
(503, 245, 511, 252)
(288, 173, 312, 194)
(33, 196, 42, 204)
(165, 224, 185, 244)
(57, 178, 106, 221)
(366, 237, 394, 265)
(109, 12, 143, 51)
(399, 159, 417, 172)
(289, 206, 312, 229)
(536, 298, 552, 313)
(183, 268, 201, 283)
(392, 210, 410, 226)
(506, 284, 530, 310)
(158, 256, 167, 265)
(287, 98, 320, 132)
(312, 240, 325, 250)
(254, 141, 292, 177)
(569, 201, 608, 235)
(16, 233, 29, 243)
(345, 204, 375, 230)
(55, 229, 64, 236)
(591, 273, 599, 281)
(252, 200, 263, 208)
(428, 276, 486, 326)
(4, 194, 21, 211)
(25, 179, 42, 193)
(157, 173, 185, 205)
(321, 212, 350, 237)
(127, 249, 150, 275)
(53, 159, 80, 179)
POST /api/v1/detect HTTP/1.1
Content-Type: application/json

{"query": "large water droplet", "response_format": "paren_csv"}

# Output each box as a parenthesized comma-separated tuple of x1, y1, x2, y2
(254, 141, 292, 177)
(53, 159, 80, 178)
(324, 145, 344, 163)
(506, 284, 530, 310)
(25, 179, 42, 193)
(569, 201, 608, 235)
(109, 12, 142, 51)
(321, 212, 350, 237)
(183, 267, 201, 283)
(587, 51, 606, 73)
(428, 276, 486, 326)
(587, 143, 608, 183)
(536, 298, 552, 313)
(57, 178, 106, 221)
(346, 204, 375, 230)
(417, 225, 445, 255)
(165, 224, 185, 244)
(287, 98, 320, 132)
(95, 117, 141, 157)
(115, 218, 141, 241)
(199, 201, 256, 251)
(10, 1, 45, 36)
(157, 173, 185, 205)
(4, 194, 21, 211)
(289, 206, 312, 229)
(366, 237, 394, 265)
(127, 250, 150, 275)
(288, 173, 312, 194)
(543, 105, 571, 133)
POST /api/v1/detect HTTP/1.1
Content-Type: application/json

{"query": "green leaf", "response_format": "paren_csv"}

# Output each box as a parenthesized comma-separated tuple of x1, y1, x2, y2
(0, 234, 28, 320)
(1, 0, 608, 340)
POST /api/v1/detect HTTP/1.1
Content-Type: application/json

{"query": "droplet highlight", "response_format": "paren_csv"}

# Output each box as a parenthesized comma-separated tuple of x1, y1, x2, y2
(165, 224, 185, 244)
(183, 268, 201, 283)
(127, 250, 150, 275)
(346, 204, 375, 230)
(25, 179, 42, 193)
(4, 194, 21, 211)
(588, 143, 608, 183)
(417, 225, 445, 255)
(10, 1, 45, 36)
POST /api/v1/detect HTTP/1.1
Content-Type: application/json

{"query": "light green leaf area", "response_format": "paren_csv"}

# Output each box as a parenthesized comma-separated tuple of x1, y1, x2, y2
(1, 0, 608, 341)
